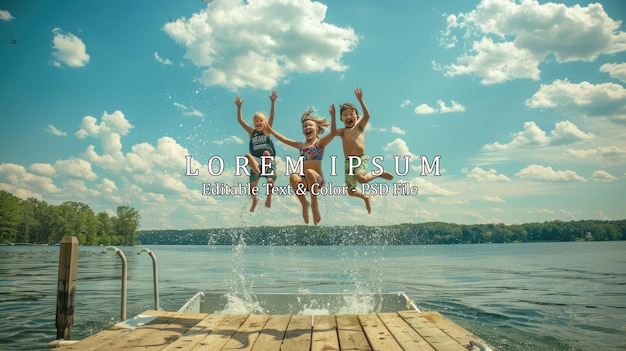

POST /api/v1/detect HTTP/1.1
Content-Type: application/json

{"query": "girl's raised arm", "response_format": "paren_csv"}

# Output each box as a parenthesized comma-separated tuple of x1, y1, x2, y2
(235, 96, 253, 137)
(264, 122, 301, 150)
(268, 90, 278, 127)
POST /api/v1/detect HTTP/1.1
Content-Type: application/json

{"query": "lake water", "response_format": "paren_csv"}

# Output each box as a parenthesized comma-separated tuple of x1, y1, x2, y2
(0, 241, 624, 350)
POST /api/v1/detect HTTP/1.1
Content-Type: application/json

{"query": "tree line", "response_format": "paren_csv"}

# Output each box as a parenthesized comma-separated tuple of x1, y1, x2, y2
(0, 190, 141, 245)
(2, 188, 623, 246)
(137, 219, 626, 246)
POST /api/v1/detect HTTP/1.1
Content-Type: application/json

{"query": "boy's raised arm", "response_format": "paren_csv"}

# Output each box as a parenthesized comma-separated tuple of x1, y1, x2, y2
(354, 87, 370, 129)
(319, 104, 337, 148)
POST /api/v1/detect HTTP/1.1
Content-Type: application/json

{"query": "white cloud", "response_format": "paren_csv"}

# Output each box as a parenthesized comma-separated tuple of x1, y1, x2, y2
(438, 100, 465, 113)
(174, 102, 204, 117)
(483, 120, 594, 151)
(0, 163, 60, 197)
(98, 178, 123, 203)
(515, 164, 586, 182)
(525, 79, 626, 122)
(591, 170, 617, 182)
(154, 52, 172, 65)
(600, 62, 626, 83)
(400, 100, 413, 108)
(51, 28, 90, 68)
(437, 14, 458, 49)
(76, 110, 134, 159)
(484, 196, 505, 203)
(464, 167, 511, 182)
(54, 158, 97, 180)
(532, 208, 555, 214)
(163, 0, 358, 90)
(391, 126, 405, 135)
(45, 124, 67, 136)
(408, 177, 457, 197)
(183, 109, 204, 117)
(566, 146, 626, 160)
(382, 138, 418, 160)
(549, 121, 595, 145)
(0, 10, 14, 21)
(61, 179, 100, 198)
(440, 0, 626, 84)
(414, 100, 465, 115)
(72, 110, 202, 206)
(595, 210, 611, 220)
(213, 135, 244, 145)
(29, 163, 56, 177)
(414, 104, 436, 115)
(444, 37, 541, 84)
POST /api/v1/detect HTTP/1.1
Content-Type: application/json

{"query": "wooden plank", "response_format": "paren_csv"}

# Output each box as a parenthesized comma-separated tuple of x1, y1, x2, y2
(398, 311, 467, 351)
(190, 314, 249, 351)
(250, 315, 290, 351)
(159, 313, 225, 351)
(358, 314, 404, 351)
(281, 315, 312, 351)
(55, 311, 171, 350)
(336, 314, 371, 351)
(55, 326, 135, 350)
(311, 315, 339, 351)
(221, 314, 270, 351)
(73, 314, 181, 350)
(420, 311, 493, 350)
(378, 313, 435, 351)
(81, 311, 199, 350)
(127, 313, 207, 350)
(57, 310, 494, 351)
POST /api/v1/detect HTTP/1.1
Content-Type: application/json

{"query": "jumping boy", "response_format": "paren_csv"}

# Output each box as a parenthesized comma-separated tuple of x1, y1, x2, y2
(335, 87, 393, 213)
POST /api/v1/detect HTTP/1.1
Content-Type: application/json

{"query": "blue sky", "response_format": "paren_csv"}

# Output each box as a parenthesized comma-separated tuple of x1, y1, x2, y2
(1, 0, 625, 230)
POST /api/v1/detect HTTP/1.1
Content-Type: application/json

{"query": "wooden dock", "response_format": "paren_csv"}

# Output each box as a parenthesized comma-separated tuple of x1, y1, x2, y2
(52, 309, 494, 351)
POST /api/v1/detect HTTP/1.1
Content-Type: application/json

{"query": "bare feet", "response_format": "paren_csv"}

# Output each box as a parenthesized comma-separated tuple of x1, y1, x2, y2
(301, 200, 310, 224)
(363, 194, 371, 214)
(250, 196, 259, 212)
(265, 196, 272, 208)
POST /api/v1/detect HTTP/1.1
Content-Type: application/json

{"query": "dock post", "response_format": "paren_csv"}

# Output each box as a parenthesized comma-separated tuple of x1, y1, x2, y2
(55, 236, 79, 340)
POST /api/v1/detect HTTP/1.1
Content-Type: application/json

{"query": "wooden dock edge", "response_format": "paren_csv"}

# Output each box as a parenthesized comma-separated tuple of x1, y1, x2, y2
(51, 309, 496, 351)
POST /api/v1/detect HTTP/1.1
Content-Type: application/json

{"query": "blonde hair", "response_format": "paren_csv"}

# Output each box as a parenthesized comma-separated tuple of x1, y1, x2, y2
(301, 108, 329, 134)
(253, 112, 267, 121)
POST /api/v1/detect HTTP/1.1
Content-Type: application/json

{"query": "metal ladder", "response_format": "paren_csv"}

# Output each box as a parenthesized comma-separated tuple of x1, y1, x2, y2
(102, 247, 159, 321)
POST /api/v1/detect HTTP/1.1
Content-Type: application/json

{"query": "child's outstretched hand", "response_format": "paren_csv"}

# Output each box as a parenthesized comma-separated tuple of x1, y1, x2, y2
(329, 104, 336, 118)
(262, 122, 273, 133)
(234, 96, 244, 107)
(269, 90, 278, 102)
(354, 87, 363, 100)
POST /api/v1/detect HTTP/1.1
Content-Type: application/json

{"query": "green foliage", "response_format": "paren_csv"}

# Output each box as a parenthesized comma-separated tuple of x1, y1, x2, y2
(0, 190, 141, 245)
(137, 219, 626, 246)
(0, 190, 21, 243)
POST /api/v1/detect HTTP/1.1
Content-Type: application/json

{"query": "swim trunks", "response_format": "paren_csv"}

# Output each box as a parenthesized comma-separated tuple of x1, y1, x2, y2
(344, 154, 369, 189)
(250, 156, 277, 182)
